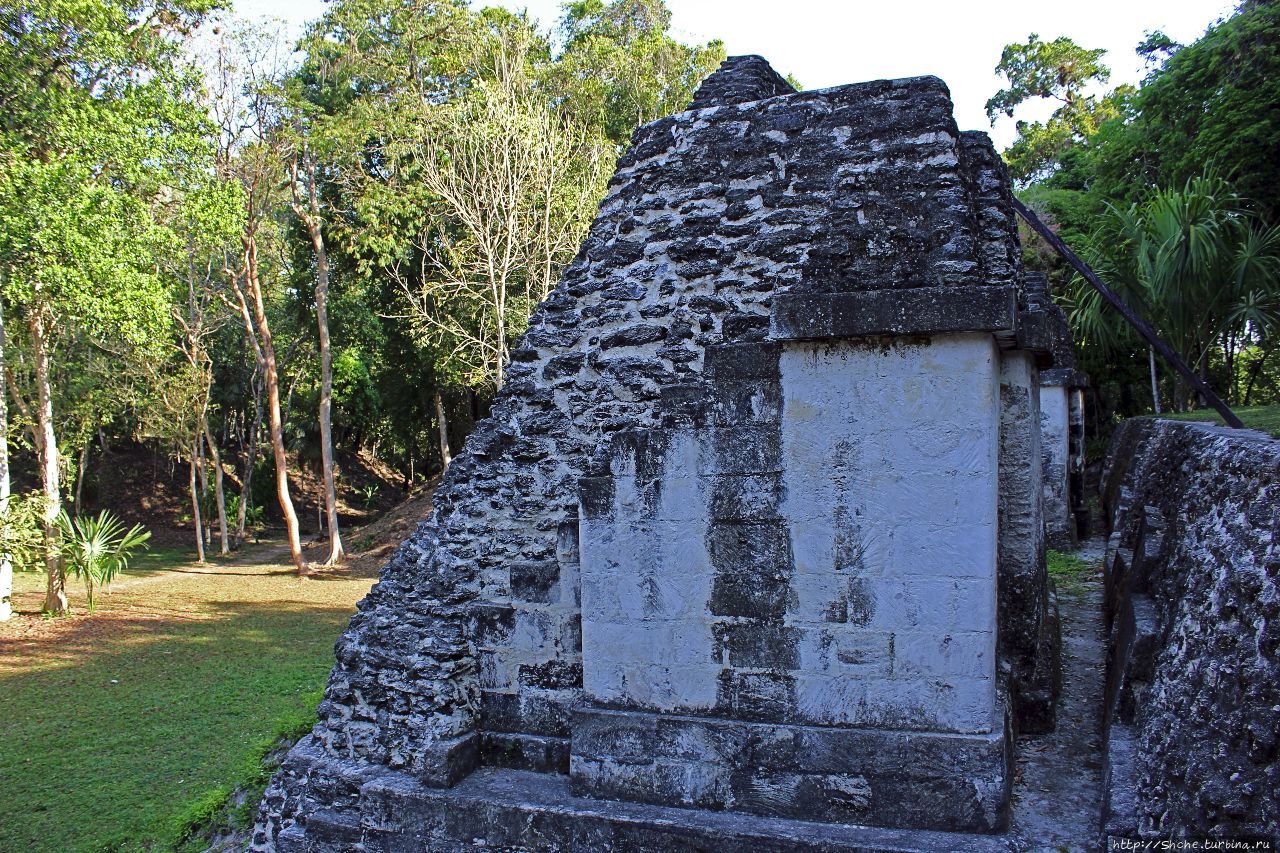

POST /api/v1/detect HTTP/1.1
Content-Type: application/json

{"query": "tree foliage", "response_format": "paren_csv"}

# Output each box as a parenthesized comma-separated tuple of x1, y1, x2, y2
(1072, 177, 1280, 380)
(553, 0, 725, 145)
(986, 33, 1128, 183)
(0, 0, 728, 594)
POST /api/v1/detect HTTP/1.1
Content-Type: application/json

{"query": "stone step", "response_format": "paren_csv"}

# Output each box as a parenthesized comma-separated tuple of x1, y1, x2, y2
(337, 767, 1016, 852)
(280, 809, 365, 852)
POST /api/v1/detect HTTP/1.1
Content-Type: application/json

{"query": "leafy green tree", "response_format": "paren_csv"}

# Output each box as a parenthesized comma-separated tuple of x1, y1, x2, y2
(986, 33, 1130, 183)
(1090, 2, 1280, 221)
(554, 0, 725, 146)
(0, 0, 218, 612)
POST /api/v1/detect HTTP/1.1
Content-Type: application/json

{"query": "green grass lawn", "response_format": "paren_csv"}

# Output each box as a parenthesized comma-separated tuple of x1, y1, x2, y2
(0, 549, 373, 852)
(1163, 403, 1280, 437)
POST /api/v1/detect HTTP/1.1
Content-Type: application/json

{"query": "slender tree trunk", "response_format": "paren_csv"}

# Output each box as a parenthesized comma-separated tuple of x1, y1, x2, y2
(434, 391, 452, 473)
(74, 442, 89, 515)
(1149, 346, 1162, 414)
(30, 300, 65, 614)
(1199, 354, 1210, 410)
(236, 369, 263, 547)
(1224, 333, 1236, 403)
(1243, 342, 1273, 406)
(203, 415, 230, 555)
(195, 434, 211, 547)
(244, 236, 308, 575)
(190, 437, 206, 564)
(304, 206, 342, 564)
(0, 298, 11, 622)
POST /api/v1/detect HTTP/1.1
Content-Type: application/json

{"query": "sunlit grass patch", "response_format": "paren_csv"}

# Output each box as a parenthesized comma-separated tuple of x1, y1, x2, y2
(1164, 403, 1280, 437)
(0, 544, 372, 852)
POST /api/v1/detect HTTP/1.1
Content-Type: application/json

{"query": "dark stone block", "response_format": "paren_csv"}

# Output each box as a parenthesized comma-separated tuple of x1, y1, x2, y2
(416, 732, 479, 788)
(771, 285, 1017, 340)
(710, 570, 792, 619)
(704, 342, 781, 382)
(480, 690, 521, 732)
(659, 382, 708, 426)
(1015, 309, 1056, 366)
(722, 313, 771, 341)
(480, 732, 571, 774)
(709, 381, 783, 425)
(518, 659, 583, 690)
(708, 473, 783, 520)
(510, 560, 560, 604)
(470, 604, 515, 647)
(579, 477, 616, 520)
(709, 426, 782, 473)
(601, 323, 669, 349)
(573, 707, 659, 765)
(604, 428, 676, 480)
(717, 669, 796, 720)
(715, 621, 800, 669)
(541, 352, 584, 381)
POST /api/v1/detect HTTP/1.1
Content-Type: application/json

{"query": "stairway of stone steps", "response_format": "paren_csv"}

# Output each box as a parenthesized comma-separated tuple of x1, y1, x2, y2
(1008, 538, 1108, 852)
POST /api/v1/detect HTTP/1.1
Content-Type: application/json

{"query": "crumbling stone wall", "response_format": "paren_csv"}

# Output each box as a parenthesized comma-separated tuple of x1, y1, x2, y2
(1100, 417, 1280, 843)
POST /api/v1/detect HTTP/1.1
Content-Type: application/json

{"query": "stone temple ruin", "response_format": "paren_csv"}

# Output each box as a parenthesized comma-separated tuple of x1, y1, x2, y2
(255, 56, 1094, 850)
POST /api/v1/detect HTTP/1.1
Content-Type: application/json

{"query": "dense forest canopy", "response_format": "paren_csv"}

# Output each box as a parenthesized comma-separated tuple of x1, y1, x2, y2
(0, 0, 1276, 614)
(993, 0, 1280, 435)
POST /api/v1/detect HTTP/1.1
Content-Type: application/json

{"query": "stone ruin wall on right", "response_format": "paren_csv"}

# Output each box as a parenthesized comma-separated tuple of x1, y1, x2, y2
(1100, 417, 1280, 844)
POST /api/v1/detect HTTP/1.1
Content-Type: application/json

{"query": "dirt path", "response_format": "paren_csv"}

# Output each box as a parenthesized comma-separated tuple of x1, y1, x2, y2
(0, 537, 376, 656)
(1009, 538, 1108, 852)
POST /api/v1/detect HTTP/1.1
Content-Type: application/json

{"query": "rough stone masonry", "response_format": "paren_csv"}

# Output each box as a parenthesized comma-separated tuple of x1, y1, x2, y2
(1100, 418, 1280, 845)
(254, 56, 1070, 851)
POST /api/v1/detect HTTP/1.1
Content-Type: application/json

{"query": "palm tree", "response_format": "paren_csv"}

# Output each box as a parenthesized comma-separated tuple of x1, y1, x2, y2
(1072, 175, 1280, 410)
(56, 511, 151, 611)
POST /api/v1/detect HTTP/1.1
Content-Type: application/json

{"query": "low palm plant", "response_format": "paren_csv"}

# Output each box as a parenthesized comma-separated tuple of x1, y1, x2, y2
(56, 511, 151, 611)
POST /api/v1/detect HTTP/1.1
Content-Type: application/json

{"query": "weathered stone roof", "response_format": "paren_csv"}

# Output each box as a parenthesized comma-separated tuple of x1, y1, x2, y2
(601, 69, 1021, 302)
(687, 55, 797, 109)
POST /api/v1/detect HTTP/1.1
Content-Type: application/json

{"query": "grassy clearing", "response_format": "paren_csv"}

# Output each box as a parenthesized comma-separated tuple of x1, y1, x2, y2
(0, 543, 374, 852)
(1047, 549, 1098, 595)
(1163, 403, 1280, 437)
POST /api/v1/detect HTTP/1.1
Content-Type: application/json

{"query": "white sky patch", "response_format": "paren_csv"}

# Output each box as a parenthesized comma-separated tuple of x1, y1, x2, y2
(233, 0, 1236, 149)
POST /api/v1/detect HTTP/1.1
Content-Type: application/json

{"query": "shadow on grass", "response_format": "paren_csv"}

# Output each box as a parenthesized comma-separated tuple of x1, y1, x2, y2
(0, 598, 357, 853)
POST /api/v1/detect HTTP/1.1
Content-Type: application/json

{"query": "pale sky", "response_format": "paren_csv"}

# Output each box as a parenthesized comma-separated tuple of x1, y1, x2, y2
(233, 0, 1237, 148)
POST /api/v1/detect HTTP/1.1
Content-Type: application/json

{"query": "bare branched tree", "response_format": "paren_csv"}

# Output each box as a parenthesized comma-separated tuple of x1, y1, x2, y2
(395, 30, 609, 392)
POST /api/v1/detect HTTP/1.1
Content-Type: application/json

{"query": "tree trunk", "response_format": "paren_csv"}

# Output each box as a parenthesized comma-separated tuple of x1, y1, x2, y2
(1243, 342, 1273, 406)
(233, 304, 266, 549)
(0, 298, 11, 622)
(244, 236, 308, 575)
(195, 434, 210, 547)
(434, 390, 452, 473)
(1149, 346, 1161, 415)
(74, 442, 89, 515)
(304, 202, 343, 565)
(203, 415, 230, 555)
(31, 300, 65, 614)
(190, 437, 206, 564)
